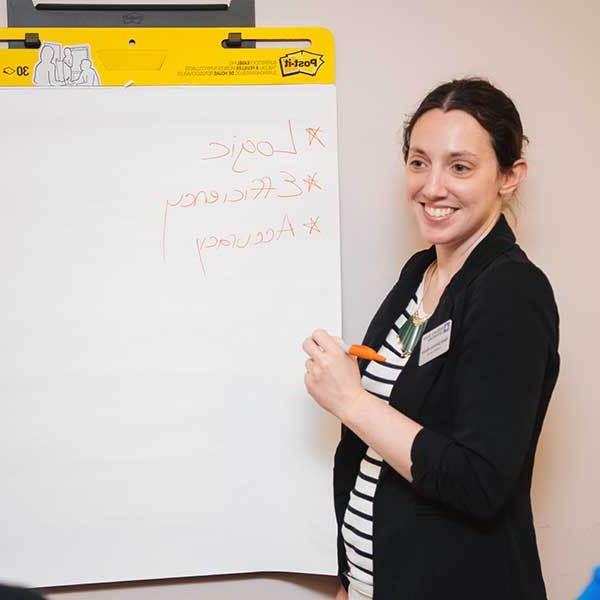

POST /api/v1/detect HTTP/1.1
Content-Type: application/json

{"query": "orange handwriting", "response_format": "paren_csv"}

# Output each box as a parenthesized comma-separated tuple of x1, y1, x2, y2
(200, 120, 299, 173)
(161, 171, 320, 263)
(195, 214, 296, 277)
(306, 127, 325, 147)
(165, 170, 323, 211)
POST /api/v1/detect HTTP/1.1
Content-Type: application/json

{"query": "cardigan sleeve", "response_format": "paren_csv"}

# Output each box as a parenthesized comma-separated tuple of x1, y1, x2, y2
(410, 261, 559, 520)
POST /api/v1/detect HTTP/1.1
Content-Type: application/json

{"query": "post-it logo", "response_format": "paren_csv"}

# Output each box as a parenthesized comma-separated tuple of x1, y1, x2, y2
(279, 50, 325, 77)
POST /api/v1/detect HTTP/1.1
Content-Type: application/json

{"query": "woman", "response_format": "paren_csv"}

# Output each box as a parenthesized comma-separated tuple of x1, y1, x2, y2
(303, 78, 560, 600)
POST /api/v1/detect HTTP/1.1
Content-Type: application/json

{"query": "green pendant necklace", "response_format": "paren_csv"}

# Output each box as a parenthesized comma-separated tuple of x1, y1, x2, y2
(397, 261, 436, 358)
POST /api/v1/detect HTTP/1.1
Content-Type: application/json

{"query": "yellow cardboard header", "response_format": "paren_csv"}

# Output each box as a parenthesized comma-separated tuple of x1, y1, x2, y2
(0, 27, 335, 87)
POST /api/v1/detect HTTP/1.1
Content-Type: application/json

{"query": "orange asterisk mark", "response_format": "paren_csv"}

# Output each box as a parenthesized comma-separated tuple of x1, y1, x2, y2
(306, 127, 325, 147)
(304, 216, 321, 235)
(303, 173, 322, 193)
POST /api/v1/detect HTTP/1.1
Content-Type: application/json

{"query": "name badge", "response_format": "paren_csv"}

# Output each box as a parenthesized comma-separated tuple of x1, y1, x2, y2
(419, 319, 452, 366)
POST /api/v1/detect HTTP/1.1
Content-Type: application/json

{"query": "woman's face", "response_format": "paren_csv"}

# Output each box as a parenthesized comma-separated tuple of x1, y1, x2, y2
(405, 108, 506, 251)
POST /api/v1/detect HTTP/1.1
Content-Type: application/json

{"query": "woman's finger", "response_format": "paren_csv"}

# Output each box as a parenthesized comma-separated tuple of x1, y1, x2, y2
(331, 336, 344, 347)
(312, 328, 343, 353)
(302, 336, 326, 359)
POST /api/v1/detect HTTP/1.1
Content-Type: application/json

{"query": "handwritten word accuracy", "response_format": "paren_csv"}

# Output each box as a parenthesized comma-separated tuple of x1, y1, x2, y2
(195, 213, 320, 277)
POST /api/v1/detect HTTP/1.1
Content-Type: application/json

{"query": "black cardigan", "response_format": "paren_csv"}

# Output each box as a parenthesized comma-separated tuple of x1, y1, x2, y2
(333, 214, 560, 599)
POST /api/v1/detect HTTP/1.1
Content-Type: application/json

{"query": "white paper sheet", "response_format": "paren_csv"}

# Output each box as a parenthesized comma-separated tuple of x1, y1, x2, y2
(0, 85, 340, 586)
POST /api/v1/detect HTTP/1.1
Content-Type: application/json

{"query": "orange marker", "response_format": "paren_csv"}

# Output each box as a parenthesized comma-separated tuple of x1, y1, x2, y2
(341, 342, 386, 363)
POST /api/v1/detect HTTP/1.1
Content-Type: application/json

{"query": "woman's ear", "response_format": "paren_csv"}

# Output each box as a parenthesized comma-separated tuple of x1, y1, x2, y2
(499, 158, 528, 199)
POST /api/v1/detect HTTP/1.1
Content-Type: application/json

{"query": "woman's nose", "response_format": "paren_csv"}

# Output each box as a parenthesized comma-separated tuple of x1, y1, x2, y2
(422, 169, 449, 200)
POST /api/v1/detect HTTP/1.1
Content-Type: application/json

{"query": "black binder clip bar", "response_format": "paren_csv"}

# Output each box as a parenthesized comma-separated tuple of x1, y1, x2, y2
(224, 32, 243, 48)
(223, 32, 310, 50)
(33, 2, 230, 9)
(0, 32, 42, 49)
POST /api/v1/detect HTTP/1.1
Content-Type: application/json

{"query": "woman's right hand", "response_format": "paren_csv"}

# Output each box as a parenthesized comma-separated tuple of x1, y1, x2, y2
(335, 584, 348, 600)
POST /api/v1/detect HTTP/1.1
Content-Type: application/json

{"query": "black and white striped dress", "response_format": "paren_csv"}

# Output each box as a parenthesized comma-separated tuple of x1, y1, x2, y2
(342, 275, 426, 599)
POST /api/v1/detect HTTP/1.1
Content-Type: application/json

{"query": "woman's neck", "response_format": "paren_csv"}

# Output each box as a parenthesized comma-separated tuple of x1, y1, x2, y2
(432, 212, 501, 288)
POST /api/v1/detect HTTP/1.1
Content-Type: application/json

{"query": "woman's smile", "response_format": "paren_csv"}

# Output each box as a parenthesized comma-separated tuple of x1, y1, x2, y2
(419, 202, 460, 223)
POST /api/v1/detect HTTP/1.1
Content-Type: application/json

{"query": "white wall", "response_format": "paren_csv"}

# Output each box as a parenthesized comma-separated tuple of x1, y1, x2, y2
(1, 2, 598, 599)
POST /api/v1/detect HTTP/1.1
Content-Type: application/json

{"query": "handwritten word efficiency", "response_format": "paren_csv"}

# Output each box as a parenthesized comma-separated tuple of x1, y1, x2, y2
(167, 171, 323, 211)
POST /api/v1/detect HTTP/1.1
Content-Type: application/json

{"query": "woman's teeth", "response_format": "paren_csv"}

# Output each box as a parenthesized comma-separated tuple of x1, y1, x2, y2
(424, 205, 457, 218)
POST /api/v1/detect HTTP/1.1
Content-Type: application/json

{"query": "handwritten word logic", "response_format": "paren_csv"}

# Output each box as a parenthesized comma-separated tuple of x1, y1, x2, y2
(200, 120, 325, 173)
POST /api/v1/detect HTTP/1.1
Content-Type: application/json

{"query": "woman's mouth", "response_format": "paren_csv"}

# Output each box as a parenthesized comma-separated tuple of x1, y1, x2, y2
(420, 203, 459, 221)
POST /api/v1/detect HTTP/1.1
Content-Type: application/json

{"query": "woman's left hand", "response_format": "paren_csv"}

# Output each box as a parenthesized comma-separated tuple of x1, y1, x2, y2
(302, 329, 364, 420)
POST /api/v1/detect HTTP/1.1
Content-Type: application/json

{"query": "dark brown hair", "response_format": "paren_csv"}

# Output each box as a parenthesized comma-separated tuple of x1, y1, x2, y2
(402, 77, 528, 173)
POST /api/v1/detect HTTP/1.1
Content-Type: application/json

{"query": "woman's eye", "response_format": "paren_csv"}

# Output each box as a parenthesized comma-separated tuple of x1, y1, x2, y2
(409, 159, 425, 169)
(452, 163, 471, 174)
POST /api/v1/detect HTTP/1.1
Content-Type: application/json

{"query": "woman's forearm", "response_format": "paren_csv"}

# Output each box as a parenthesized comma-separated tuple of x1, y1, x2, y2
(340, 389, 423, 482)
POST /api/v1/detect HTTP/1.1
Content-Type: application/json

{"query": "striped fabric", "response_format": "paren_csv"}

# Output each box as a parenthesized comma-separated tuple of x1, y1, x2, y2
(342, 275, 426, 598)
